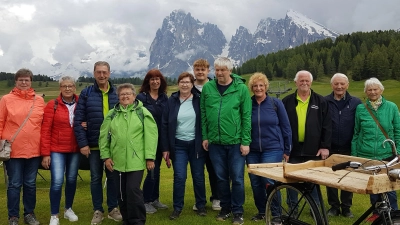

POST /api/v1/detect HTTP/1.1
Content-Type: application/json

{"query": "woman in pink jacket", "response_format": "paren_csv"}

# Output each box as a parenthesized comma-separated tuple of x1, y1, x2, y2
(40, 76, 80, 225)
(0, 68, 45, 225)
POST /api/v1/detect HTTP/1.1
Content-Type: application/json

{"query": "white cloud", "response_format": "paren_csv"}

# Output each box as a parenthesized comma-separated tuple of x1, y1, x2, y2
(0, 0, 399, 76)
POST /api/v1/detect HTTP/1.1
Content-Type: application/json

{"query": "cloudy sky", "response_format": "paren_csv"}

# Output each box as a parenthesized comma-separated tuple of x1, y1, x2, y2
(1, 0, 399, 76)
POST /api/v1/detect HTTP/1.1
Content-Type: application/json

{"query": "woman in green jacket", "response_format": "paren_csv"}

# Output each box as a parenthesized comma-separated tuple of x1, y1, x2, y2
(99, 83, 158, 225)
(351, 77, 400, 222)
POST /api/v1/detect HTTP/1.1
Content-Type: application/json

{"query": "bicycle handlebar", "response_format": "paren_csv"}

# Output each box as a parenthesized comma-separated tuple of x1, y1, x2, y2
(332, 161, 363, 171)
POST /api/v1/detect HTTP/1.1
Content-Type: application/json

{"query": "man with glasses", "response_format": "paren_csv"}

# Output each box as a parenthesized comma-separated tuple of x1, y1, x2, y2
(200, 57, 251, 225)
(74, 61, 122, 225)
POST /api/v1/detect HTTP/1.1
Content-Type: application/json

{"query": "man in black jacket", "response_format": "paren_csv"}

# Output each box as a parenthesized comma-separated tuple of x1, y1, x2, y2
(324, 73, 361, 218)
(282, 70, 331, 210)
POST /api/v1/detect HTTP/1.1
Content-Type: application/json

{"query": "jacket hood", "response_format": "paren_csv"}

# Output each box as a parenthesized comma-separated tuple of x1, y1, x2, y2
(114, 99, 143, 112)
(10, 87, 36, 99)
(231, 73, 246, 84)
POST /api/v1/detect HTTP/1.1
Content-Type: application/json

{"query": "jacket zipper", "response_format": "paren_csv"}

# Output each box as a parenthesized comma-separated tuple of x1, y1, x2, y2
(258, 104, 261, 152)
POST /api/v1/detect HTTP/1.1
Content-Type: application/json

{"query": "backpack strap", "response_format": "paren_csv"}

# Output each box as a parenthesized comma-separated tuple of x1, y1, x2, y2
(135, 107, 144, 125)
(84, 85, 93, 100)
(269, 96, 277, 112)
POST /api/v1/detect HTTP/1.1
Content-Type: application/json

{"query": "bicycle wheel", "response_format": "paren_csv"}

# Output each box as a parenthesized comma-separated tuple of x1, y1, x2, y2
(372, 210, 400, 225)
(265, 183, 324, 225)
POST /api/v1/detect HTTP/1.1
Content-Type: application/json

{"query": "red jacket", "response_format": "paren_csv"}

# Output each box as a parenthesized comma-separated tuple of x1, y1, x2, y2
(40, 94, 79, 156)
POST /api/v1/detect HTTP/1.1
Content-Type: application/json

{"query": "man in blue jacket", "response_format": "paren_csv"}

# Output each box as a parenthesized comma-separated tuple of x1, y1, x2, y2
(74, 61, 122, 225)
(324, 73, 361, 218)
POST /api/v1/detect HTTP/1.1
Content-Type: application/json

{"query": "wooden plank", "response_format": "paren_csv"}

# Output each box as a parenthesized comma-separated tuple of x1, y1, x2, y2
(283, 160, 325, 175)
(248, 163, 298, 183)
(366, 175, 400, 194)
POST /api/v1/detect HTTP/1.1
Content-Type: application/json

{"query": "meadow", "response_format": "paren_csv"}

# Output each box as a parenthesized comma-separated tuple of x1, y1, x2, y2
(0, 76, 399, 224)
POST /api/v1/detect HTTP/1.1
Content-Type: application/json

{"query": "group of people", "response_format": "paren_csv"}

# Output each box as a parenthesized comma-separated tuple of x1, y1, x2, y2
(0, 57, 398, 225)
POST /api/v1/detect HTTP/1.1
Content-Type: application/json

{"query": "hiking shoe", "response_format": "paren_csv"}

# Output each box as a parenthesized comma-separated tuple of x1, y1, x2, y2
(193, 204, 198, 211)
(108, 208, 122, 221)
(197, 207, 207, 216)
(341, 208, 354, 218)
(9, 217, 18, 225)
(366, 213, 379, 222)
(49, 216, 59, 225)
(212, 199, 221, 211)
(152, 199, 168, 209)
(64, 208, 78, 221)
(216, 210, 231, 221)
(327, 207, 340, 216)
(251, 213, 265, 221)
(145, 202, 157, 214)
(91, 210, 104, 225)
(271, 217, 282, 225)
(232, 213, 244, 225)
(169, 210, 181, 220)
(24, 214, 40, 225)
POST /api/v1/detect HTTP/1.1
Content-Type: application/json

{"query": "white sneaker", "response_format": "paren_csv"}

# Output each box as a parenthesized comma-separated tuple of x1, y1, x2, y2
(212, 199, 221, 211)
(193, 204, 198, 211)
(64, 208, 78, 222)
(49, 216, 59, 225)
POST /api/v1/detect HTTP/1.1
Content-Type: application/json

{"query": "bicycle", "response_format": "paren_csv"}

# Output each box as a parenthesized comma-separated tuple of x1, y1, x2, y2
(248, 139, 400, 225)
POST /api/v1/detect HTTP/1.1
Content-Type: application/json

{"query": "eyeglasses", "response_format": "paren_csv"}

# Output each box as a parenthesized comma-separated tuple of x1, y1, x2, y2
(179, 81, 192, 85)
(119, 93, 133, 97)
(60, 85, 75, 89)
(17, 79, 31, 83)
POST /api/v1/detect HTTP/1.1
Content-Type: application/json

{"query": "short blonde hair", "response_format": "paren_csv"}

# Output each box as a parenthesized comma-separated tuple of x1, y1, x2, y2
(117, 83, 136, 96)
(248, 72, 269, 90)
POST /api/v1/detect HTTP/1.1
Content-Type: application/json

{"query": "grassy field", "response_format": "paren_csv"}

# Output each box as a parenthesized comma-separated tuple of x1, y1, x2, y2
(0, 164, 379, 225)
(0, 76, 399, 224)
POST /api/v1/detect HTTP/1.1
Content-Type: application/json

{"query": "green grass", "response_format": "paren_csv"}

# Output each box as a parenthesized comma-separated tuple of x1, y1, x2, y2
(0, 164, 389, 225)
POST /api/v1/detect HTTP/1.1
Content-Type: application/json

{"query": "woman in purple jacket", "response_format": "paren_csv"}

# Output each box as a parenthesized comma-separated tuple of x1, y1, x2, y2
(246, 72, 292, 223)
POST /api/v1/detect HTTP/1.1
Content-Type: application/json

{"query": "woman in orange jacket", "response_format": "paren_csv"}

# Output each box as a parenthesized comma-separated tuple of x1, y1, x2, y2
(0, 68, 45, 225)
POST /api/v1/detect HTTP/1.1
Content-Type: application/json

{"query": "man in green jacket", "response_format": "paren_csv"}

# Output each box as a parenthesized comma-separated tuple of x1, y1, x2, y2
(200, 57, 251, 225)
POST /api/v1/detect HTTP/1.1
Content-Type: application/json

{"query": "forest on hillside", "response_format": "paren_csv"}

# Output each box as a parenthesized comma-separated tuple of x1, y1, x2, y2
(234, 30, 400, 81)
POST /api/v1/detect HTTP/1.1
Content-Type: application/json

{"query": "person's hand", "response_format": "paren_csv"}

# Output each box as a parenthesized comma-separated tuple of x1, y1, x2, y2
(316, 148, 329, 160)
(104, 158, 114, 172)
(202, 140, 209, 151)
(240, 145, 250, 156)
(163, 151, 171, 168)
(283, 153, 289, 162)
(80, 146, 91, 158)
(146, 160, 155, 171)
(81, 122, 87, 130)
(41, 156, 51, 169)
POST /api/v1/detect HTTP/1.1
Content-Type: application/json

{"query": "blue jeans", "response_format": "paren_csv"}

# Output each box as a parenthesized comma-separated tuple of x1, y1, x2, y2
(209, 143, 245, 214)
(5, 157, 41, 218)
(88, 150, 118, 213)
(50, 152, 80, 215)
(172, 139, 206, 211)
(142, 152, 162, 203)
(246, 150, 282, 216)
(370, 191, 398, 212)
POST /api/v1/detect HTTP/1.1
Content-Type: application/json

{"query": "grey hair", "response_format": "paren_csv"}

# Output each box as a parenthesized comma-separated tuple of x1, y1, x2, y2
(294, 70, 313, 82)
(330, 73, 349, 84)
(364, 77, 384, 93)
(214, 57, 233, 71)
(117, 83, 136, 96)
(59, 75, 76, 85)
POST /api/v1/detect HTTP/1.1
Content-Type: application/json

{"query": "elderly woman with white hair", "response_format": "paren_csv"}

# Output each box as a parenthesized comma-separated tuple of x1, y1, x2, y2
(351, 77, 400, 222)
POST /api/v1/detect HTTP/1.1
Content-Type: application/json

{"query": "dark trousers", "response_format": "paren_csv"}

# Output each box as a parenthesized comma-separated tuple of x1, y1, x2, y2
(327, 150, 353, 210)
(113, 170, 146, 225)
(205, 150, 219, 202)
(142, 152, 162, 203)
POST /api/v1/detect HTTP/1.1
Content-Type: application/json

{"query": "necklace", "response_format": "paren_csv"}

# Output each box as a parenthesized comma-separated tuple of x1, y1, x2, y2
(180, 93, 192, 105)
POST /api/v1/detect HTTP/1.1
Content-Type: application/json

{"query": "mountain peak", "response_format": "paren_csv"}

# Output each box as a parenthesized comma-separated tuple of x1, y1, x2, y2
(286, 9, 339, 37)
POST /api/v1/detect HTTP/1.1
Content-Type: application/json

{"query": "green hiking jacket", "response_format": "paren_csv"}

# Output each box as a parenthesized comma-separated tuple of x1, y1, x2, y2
(99, 100, 158, 172)
(351, 97, 400, 160)
(200, 73, 251, 145)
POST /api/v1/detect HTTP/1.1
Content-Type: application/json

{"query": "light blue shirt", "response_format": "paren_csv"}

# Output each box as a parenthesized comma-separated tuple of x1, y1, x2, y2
(176, 98, 195, 141)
